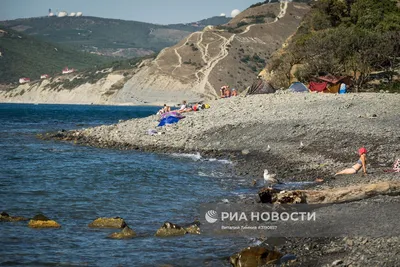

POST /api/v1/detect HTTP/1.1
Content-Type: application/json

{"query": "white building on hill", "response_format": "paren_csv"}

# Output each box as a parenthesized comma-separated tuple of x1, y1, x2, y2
(62, 67, 75, 74)
(19, 77, 31, 84)
(58, 11, 68, 17)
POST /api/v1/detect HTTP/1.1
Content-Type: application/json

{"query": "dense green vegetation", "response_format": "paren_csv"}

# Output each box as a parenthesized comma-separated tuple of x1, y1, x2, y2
(249, 0, 312, 9)
(0, 16, 229, 58)
(0, 14, 229, 84)
(48, 54, 156, 90)
(0, 27, 108, 83)
(270, 0, 400, 91)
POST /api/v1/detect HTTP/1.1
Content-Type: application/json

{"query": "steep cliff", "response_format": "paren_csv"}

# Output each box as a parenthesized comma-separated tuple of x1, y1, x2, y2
(0, 1, 312, 105)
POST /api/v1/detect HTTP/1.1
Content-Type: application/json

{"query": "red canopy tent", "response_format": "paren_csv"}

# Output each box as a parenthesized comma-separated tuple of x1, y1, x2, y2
(309, 81, 328, 92)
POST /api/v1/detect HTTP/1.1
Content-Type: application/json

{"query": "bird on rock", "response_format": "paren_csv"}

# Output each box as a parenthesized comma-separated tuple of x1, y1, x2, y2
(263, 169, 279, 185)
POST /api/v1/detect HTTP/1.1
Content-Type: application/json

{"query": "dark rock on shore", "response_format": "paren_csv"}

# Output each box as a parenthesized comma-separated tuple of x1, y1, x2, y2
(230, 246, 283, 267)
(108, 225, 136, 239)
(88, 217, 127, 228)
(0, 211, 29, 222)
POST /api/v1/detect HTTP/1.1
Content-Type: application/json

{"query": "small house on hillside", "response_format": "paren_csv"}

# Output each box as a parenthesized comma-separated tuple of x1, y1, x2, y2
(40, 74, 50, 79)
(62, 67, 75, 74)
(19, 77, 31, 84)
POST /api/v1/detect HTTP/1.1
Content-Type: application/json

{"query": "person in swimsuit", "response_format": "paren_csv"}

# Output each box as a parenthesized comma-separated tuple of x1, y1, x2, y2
(335, 147, 367, 176)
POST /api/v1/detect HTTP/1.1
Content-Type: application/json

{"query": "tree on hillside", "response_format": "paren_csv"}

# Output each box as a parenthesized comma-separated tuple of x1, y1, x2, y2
(350, 0, 400, 30)
(268, 0, 400, 91)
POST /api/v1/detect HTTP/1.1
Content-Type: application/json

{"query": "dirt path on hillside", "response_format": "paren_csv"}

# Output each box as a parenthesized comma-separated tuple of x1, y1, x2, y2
(192, 0, 289, 96)
(154, 0, 291, 98)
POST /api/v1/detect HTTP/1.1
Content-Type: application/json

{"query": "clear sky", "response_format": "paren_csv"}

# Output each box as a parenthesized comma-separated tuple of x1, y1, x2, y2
(1, 0, 259, 24)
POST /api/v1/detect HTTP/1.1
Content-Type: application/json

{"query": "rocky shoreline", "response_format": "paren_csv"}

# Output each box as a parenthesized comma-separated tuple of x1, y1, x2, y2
(42, 92, 400, 266)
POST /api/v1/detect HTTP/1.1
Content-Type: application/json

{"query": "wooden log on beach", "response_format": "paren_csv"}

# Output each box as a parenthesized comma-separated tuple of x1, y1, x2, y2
(258, 181, 400, 204)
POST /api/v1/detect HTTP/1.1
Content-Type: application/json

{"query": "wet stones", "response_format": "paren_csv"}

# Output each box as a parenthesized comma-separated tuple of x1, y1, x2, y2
(230, 246, 283, 267)
(108, 225, 136, 239)
(88, 217, 127, 228)
(0, 211, 29, 222)
(28, 213, 61, 228)
(155, 222, 188, 237)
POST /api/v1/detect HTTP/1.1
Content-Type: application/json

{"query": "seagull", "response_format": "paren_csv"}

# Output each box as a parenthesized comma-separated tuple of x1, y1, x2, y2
(263, 169, 279, 185)
(266, 145, 271, 151)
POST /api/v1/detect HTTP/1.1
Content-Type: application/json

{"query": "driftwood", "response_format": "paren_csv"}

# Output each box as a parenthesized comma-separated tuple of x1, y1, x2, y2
(258, 181, 400, 204)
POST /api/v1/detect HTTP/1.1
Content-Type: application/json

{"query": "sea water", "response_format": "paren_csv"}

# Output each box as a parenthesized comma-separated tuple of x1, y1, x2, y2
(0, 104, 249, 267)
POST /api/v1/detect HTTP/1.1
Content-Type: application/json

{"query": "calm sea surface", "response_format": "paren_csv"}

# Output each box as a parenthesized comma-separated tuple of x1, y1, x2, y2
(0, 104, 250, 267)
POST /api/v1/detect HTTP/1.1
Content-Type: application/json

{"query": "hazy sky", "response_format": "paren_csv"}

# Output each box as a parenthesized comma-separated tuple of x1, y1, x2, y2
(1, 0, 259, 24)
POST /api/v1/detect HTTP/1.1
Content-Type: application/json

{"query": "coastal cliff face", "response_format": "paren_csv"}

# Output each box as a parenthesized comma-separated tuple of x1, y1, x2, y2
(0, 2, 311, 105)
(0, 72, 133, 105)
(119, 2, 310, 100)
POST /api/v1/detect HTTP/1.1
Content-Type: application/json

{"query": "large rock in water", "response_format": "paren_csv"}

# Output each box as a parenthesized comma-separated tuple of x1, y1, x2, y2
(108, 225, 136, 239)
(182, 220, 201, 235)
(0, 211, 29, 222)
(155, 222, 187, 237)
(28, 213, 61, 228)
(88, 217, 127, 228)
(230, 247, 283, 267)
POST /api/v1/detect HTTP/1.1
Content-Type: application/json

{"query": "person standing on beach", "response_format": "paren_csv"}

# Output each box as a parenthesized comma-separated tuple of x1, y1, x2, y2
(335, 147, 367, 176)
(224, 86, 231, 98)
(220, 86, 225, 98)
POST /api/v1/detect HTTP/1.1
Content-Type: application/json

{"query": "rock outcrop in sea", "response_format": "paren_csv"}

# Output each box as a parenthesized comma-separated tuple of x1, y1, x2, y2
(155, 222, 187, 237)
(108, 225, 136, 239)
(28, 214, 61, 228)
(0, 211, 29, 222)
(88, 217, 127, 228)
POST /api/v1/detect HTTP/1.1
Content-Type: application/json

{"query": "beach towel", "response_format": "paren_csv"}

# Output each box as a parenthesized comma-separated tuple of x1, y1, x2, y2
(158, 116, 182, 127)
(160, 111, 184, 120)
(383, 159, 400, 173)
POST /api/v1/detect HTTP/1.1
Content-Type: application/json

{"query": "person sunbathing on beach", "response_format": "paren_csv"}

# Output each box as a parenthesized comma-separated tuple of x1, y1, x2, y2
(157, 104, 171, 115)
(177, 100, 192, 113)
(231, 88, 238, 96)
(220, 86, 226, 98)
(335, 147, 367, 176)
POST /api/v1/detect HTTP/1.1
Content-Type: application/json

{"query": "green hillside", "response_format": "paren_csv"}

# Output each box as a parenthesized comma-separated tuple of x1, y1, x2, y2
(0, 16, 230, 58)
(0, 27, 108, 83)
(269, 0, 400, 91)
(168, 16, 231, 31)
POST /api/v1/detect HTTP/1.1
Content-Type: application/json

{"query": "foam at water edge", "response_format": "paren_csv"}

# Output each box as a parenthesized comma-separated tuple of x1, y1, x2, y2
(207, 158, 233, 164)
(170, 153, 233, 165)
(171, 152, 202, 161)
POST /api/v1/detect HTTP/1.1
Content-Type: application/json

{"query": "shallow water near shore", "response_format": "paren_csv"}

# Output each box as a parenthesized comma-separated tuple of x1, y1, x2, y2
(0, 104, 249, 266)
